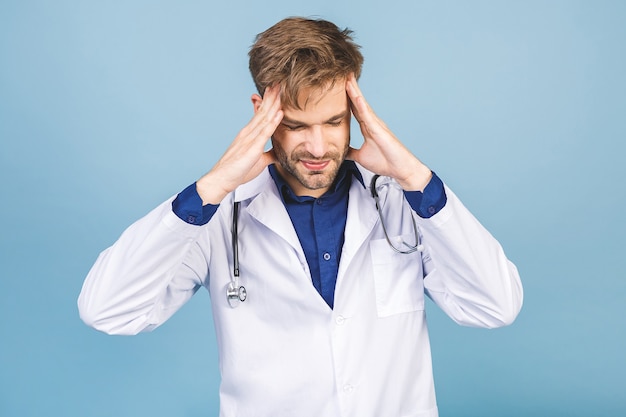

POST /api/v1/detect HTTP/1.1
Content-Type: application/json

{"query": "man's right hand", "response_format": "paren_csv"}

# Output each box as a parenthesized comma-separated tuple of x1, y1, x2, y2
(196, 85, 283, 205)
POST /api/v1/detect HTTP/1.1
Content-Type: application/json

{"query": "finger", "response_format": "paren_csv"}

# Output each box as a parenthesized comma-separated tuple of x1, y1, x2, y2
(345, 74, 362, 120)
(258, 85, 282, 122)
(346, 75, 374, 125)
(263, 83, 284, 112)
(346, 73, 366, 106)
(241, 108, 282, 151)
(260, 109, 283, 140)
(240, 92, 283, 145)
(346, 73, 361, 98)
(260, 84, 281, 111)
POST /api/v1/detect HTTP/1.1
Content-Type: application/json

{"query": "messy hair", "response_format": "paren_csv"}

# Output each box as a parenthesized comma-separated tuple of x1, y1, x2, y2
(249, 17, 364, 110)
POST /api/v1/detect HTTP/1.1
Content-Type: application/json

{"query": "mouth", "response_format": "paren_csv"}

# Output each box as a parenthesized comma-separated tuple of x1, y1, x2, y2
(300, 160, 330, 171)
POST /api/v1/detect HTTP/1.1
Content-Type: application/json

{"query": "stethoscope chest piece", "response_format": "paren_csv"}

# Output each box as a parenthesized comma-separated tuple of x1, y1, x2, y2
(227, 282, 247, 308)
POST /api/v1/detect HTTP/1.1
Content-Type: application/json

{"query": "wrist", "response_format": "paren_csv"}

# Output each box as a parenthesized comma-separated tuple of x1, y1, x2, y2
(396, 163, 432, 192)
(196, 172, 230, 205)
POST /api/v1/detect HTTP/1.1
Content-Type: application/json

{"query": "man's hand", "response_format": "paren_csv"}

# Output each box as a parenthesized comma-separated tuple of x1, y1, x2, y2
(345, 74, 432, 191)
(196, 85, 284, 205)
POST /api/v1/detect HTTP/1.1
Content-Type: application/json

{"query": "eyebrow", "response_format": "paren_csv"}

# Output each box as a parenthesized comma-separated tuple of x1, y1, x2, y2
(282, 110, 349, 127)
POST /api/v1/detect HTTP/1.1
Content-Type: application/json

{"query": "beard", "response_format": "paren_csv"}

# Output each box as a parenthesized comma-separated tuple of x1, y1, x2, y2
(272, 138, 349, 193)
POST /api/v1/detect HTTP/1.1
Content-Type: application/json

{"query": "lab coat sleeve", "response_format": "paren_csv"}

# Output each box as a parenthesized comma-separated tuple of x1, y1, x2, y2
(419, 185, 523, 328)
(78, 197, 211, 335)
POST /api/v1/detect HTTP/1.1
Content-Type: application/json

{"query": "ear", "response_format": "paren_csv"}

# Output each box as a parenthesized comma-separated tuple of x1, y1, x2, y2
(251, 93, 263, 114)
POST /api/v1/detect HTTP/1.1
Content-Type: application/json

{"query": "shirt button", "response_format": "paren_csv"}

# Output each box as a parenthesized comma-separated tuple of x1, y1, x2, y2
(335, 315, 345, 325)
(343, 384, 354, 393)
(316, 198, 323, 205)
(428, 206, 436, 214)
(323, 252, 331, 261)
(186, 215, 196, 224)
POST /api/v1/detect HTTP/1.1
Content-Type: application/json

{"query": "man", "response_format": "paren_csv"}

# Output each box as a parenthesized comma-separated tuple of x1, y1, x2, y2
(79, 17, 523, 417)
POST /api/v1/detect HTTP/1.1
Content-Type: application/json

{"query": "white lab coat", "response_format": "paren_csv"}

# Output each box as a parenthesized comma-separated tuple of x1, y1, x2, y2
(78, 165, 522, 417)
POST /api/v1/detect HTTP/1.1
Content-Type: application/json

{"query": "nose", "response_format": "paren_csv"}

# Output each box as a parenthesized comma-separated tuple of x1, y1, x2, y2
(304, 125, 327, 158)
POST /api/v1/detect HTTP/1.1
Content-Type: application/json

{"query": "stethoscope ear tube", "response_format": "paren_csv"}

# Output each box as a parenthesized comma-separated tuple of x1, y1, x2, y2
(232, 201, 240, 278)
(370, 174, 423, 254)
(228, 201, 246, 308)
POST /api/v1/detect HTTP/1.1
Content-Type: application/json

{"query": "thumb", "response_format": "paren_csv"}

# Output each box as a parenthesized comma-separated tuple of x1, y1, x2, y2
(345, 146, 359, 162)
(262, 148, 277, 166)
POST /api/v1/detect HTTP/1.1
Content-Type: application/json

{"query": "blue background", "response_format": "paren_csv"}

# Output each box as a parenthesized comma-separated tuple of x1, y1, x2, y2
(1, 1, 625, 416)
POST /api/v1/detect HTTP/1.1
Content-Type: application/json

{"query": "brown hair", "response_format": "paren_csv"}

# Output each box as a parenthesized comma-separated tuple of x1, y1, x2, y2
(249, 17, 364, 110)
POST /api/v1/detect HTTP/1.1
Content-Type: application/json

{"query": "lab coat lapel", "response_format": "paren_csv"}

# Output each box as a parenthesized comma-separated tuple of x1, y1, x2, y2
(234, 170, 304, 256)
(338, 170, 379, 277)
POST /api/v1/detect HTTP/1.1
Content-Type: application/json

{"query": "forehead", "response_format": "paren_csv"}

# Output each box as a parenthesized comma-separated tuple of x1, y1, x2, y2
(283, 81, 348, 122)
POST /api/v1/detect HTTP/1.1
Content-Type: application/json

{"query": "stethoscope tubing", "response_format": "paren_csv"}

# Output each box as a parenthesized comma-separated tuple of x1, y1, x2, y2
(370, 175, 422, 254)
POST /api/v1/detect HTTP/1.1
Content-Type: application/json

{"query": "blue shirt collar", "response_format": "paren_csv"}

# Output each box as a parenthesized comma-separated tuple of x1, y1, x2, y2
(269, 160, 365, 203)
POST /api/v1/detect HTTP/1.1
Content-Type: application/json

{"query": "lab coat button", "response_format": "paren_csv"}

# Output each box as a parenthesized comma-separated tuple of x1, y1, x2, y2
(335, 315, 345, 325)
(323, 252, 331, 261)
(343, 384, 354, 393)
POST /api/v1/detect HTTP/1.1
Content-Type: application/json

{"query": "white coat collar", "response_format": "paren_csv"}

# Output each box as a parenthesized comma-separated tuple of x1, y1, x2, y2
(233, 169, 302, 254)
(231, 163, 381, 262)
(233, 161, 376, 203)
(233, 168, 276, 203)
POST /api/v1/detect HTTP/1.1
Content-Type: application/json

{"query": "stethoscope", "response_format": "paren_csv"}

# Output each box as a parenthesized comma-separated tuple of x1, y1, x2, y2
(226, 174, 423, 308)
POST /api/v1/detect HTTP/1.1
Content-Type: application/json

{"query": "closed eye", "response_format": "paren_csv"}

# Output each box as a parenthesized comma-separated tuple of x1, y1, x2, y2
(326, 111, 348, 127)
(283, 124, 305, 131)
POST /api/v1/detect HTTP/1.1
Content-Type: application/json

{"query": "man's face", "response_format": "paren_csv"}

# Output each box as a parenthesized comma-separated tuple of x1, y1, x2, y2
(270, 80, 351, 197)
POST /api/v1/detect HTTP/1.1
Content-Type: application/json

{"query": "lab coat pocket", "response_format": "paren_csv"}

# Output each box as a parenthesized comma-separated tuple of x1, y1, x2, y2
(370, 235, 424, 318)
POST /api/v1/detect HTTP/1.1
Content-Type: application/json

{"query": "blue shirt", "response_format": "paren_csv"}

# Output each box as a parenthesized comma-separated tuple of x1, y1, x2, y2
(172, 162, 447, 308)
(268, 162, 362, 308)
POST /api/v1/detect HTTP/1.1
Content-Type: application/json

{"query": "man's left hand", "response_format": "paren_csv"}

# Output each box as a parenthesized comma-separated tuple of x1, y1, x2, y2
(346, 73, 432, 191)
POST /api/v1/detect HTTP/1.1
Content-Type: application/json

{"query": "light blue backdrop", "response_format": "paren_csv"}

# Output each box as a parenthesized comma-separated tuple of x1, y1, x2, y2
(1, 1, 625, 416)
